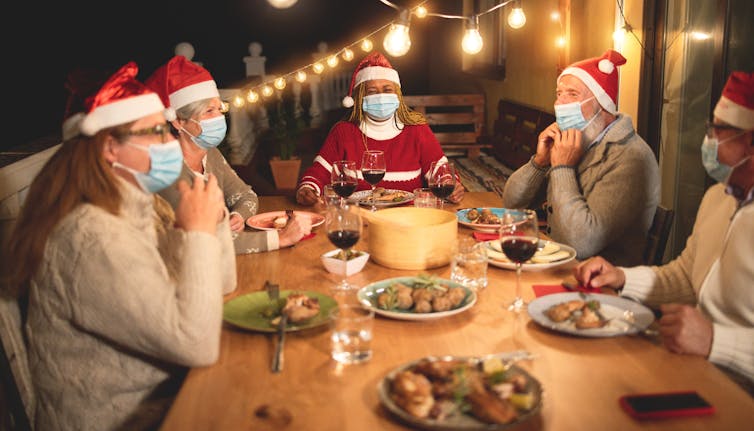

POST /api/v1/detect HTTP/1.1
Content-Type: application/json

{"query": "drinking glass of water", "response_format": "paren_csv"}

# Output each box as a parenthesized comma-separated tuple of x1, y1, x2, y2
(450, 236, 488, 290)
(330, 304, 374, 364)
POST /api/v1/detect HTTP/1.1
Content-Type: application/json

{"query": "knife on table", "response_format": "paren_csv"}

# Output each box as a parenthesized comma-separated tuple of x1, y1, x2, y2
(266, 281, 286, 373)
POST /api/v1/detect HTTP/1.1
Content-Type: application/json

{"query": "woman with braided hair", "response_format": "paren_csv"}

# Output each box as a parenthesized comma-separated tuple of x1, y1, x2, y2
(296, 51, 464, 206)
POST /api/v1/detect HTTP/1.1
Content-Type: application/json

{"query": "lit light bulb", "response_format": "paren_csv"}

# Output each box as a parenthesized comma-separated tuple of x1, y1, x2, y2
(361, 38, 373, 52)
(556, 36, 566, 47)
(327, 55, 339, 68)
(508, 5, 526, 29)
(462, 16, 483, 55)
(274, 77, 286, 90)
(613, 28, 627, 45)
(267, 0, 297, 9)
(232, 96, 244, 109)
(312, 62, 325, 74)
(246, 90, 259, 103)
(690, 31, 711, 40)
(414, 6, 427, 19)
(221, 101, 231, 113)
(550, 11, 560, 21)
(261, 85, 274, 98)
(383, 9, 411, 57)
(342, 48, 354, 61)
(295, 70, 307, 82)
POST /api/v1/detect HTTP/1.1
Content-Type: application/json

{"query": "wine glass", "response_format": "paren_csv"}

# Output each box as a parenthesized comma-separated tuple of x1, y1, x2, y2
(325, 204, 363, 291)
(428, 161, 456, 209)
(360, 150, 386, 211)
(331, 160, 358, 206)
(499, 209, 539, 312)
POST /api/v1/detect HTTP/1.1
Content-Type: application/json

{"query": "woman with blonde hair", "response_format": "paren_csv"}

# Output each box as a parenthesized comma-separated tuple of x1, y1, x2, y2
(4, 62, 236, 430)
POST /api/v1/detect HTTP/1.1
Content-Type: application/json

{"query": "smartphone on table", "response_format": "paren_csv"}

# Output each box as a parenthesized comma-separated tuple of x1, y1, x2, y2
(619, 390, 715, 419)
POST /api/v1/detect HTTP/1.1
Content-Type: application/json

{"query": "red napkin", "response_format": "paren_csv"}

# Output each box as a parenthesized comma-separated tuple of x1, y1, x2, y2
(472, 232, 499, 242)
(532, 284, 602, 298)
(301, 232, 316, 241)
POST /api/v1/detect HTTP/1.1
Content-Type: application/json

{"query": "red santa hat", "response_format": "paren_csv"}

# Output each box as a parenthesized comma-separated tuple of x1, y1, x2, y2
(341, 51, 401, 108)
(79, 62, 167, 136)
(558, 49, 627, 115)
(145, 55, 220, 113)
(61, 68, 109, 140)
(714, 71, 754, 130)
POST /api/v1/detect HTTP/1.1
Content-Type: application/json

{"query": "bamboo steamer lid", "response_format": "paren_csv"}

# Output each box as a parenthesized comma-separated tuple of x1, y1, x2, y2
(365, 207, 457, 270)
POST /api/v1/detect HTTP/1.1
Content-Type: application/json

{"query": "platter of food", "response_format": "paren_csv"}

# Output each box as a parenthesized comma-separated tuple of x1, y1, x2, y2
(456, 208, 507, 232)
(246, 210, 325, 231)
(223, 290, 337, 332)
(378, 353, 542, 430)
(527, 292, 655, 337)
(357, 275, 476, 321)
(483, 240, 576, 271)
(348, 188, 414, 208)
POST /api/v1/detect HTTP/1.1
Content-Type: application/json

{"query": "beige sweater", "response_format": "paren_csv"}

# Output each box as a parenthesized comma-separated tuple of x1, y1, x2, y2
(27, 178, 236, 430)
(622, 184, 754, 385)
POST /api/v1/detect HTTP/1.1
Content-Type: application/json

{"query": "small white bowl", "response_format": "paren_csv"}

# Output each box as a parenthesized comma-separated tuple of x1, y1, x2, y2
(321, 249, 370, 276)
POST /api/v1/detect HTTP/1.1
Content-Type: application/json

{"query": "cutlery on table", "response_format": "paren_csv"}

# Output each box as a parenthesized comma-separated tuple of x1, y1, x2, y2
(265, 281, 286, 373)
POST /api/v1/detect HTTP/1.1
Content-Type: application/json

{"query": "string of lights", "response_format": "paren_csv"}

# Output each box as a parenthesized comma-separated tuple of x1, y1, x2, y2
(229, 0, 530, 109)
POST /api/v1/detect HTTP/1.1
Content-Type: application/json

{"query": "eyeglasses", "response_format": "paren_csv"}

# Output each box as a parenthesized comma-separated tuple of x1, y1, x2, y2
(705, 121, 743, 138)
(114, 124, 172, 141)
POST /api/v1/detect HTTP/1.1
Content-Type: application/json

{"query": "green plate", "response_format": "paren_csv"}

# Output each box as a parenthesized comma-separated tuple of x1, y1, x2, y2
(223, 290, 337, 332)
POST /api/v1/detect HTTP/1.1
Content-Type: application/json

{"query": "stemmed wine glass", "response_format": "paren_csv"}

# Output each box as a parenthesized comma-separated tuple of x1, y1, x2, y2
(499, 209, 539, 312)
(360, 150, 385, 211)
(325, 204, 363, 291)
(331, 160, 358, 206)
(428, 161, 456, 209)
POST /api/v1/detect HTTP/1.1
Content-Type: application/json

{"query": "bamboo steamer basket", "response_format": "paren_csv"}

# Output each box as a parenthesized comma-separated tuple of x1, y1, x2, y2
(363, 207, 457, 270)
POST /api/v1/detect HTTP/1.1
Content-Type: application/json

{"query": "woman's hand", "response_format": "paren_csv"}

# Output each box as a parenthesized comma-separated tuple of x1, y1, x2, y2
(296, 186, 319, 206)
(658, 304, 713, 357)
(278, 216, 313, 248)
(175, 174, 225, 234)
(229, 213, 245, 232)
(448, 182, 465, 203)
(573, 256, 626, 291)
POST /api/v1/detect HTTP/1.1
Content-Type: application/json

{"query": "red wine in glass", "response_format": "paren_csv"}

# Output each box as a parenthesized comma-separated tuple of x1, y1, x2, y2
(362, 170, 385, 185)
(332, 182, 357, 199)
(327, 230, 360, 249)
(430, 184, 455, 200)
(501, 237, 539, 263)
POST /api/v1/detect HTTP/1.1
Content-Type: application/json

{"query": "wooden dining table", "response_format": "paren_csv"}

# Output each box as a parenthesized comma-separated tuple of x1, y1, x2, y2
(159, 192, 754, 431)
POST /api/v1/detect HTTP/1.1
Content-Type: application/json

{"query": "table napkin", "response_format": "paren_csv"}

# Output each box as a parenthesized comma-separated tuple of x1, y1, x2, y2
(472, 232, 499, 242)
(532, 284, 602, 298)
(301, 232, 316, 241)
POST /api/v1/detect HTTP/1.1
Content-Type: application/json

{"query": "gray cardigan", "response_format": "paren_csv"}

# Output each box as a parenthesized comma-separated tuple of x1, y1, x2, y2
(502, 114, 660, 266)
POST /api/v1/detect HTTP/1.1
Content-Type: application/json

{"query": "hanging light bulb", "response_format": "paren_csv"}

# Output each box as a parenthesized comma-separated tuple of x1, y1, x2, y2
(550, 11, 560, 21)
(261, 85, 274, 98)
(383, 9, 412, 57)
(342, 48, 354, 61)
(246, 90, 259, 103)
(295, 70, 307, 82)
(507, 1, 526, 29)
(556, 36, 566, 47)
(326, 55, 339, 68)
(267, 0, 297, 9)
(414, 5, 428, 19)
(232, 95, 244, 109)
(312, 62, 325, 74)
(462, 16, 483, 55)
(361, 38, 373, 52)
(274, 77, 286, 90)
(690, 31, 712, 40)
(612, 27, 627, 45)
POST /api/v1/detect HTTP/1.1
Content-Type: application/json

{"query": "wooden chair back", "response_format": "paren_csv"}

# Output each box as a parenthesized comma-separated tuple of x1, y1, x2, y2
(402, 94, 490, 158)
(643, 205, 675, 265)
(490, 99, 555, 170)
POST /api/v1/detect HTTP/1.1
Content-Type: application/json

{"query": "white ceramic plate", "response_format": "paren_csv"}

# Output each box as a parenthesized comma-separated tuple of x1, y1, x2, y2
(357, 276, 476, 321)
(378, 353, 543, 430)
(527, 292, 655, 337)
(456, 207, 508, 232)
(484, 239, 576, 271)
(246, 210, 325, 231)
(348, 189, 414, 208)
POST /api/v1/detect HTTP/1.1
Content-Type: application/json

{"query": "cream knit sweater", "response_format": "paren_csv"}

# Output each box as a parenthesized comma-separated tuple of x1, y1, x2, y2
(26, 178, 236, 430)
(622, 184, 754, 385)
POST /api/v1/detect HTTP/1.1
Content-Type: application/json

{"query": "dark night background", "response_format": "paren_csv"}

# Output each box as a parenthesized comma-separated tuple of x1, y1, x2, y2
(7, 0, 465, 152)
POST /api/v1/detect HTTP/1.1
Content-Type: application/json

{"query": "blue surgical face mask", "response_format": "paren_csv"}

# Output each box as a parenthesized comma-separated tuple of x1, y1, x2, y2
(114, 139, 184, 193)
(554, 97, 600, 131)
(184, 115, 227, 150)
(701, 133, 749, 183)
(362, 93, 399, 121)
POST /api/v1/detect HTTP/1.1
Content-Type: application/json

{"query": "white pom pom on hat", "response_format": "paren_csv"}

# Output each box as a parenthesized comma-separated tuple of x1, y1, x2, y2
(598, 59, 615, 74)
(342, 95, 354, 108)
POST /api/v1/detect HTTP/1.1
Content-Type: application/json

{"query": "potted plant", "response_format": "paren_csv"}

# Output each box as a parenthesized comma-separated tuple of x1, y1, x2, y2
(263, 87, 308, 190)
